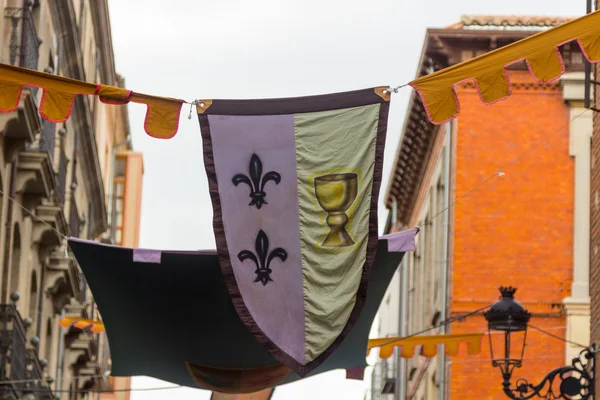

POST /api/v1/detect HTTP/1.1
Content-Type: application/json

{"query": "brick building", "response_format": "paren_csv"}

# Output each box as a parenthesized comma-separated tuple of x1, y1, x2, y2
(372, 16, 592, 399)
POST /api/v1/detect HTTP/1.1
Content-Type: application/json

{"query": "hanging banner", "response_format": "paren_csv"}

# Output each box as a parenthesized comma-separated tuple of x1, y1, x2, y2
(410, 9, 600, 124)
(67, 230, 416, 393)
(197, 88, 391, 376)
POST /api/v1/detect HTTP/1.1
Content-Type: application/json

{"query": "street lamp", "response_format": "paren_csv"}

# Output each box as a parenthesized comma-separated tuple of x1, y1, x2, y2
(485, 286, 595, 399)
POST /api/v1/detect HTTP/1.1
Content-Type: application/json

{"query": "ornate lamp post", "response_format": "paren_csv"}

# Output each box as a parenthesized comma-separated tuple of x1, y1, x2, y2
(485, 287, 595, 399)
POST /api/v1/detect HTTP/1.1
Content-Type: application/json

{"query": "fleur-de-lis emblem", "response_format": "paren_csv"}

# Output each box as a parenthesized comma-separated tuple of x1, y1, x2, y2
(238, 230, 287, 286)
(232, 154, 281, 209)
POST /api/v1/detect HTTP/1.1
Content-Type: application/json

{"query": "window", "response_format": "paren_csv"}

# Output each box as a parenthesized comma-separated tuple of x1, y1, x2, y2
(45, 318, 53, 360)
(112, 157, 126, 245)
(9, 225, 21, 299)
(29, 271, 38, 323)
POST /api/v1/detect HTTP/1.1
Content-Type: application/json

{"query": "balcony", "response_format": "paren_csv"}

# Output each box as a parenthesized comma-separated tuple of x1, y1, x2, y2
(17, 124, 70, 242)
(17, 121, 56, 199)
(4, 6, 41, 71)
(0, 6, 42, 149)
(0, 304, 54, 399)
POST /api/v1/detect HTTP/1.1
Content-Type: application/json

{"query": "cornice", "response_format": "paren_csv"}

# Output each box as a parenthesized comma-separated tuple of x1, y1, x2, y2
(90, 0, 116, 85)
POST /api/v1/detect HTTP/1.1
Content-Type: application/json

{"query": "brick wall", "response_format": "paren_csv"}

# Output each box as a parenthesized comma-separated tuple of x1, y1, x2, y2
(450, 70, 573, 398)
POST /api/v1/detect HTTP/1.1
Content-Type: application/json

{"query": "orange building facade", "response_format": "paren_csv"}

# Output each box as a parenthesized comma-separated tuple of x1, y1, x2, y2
(448, 70, 575, 399)
(373, 16, 591, 400)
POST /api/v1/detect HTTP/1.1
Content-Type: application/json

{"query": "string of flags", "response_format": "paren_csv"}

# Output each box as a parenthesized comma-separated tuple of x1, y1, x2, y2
(410, 9, 600, 124)
(0, 9, 598, 139)
(367, 333, 483, 359)
(2, 7, 600, 395)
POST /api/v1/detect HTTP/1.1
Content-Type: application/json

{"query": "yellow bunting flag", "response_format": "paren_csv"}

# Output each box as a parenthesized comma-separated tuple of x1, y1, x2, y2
(0, 63, 184, 139)
(367, 333, 483, 359)
(410, 9, 600, 124)
(59, 317, 105, 333)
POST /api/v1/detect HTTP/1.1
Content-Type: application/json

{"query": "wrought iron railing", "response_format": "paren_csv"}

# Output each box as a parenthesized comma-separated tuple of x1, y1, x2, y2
(4, 7, 41, 95)
(0, 305, 53, 399)
(38, 120, 56, 165)
(56, 149, 67, 206)
(0, 304, 26, 398)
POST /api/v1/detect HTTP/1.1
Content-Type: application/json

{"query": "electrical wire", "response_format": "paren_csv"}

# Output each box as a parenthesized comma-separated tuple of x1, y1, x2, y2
(15, 385, 183, 394)
(528, 323, 588, 349)
(371, 304, 492, 350)
(0, 187, 68, 241)
(426, 99, 600, 226)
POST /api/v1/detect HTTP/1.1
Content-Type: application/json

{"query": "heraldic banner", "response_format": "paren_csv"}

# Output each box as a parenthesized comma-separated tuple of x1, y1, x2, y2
(198, 87, 390, 376)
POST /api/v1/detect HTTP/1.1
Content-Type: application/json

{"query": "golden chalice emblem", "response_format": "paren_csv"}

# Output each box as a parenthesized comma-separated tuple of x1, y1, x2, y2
(314, 173, 358, 247)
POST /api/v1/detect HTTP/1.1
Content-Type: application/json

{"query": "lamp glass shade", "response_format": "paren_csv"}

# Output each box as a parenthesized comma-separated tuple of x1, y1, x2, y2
(484, 287, 531, 372)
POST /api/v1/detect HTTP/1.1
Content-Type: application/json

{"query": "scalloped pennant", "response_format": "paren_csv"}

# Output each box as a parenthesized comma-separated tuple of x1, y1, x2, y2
(58, 317, 105, 333)
(410, 9, 600, 124)
(0, 63, 185, 139)
(367, 333, 483, 359)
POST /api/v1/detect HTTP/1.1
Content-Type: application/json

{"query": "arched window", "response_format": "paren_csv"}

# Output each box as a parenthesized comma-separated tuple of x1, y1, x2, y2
(45, 318, 53, 361)
(8, 224, 21, 297)
(29, 271, 38, 322)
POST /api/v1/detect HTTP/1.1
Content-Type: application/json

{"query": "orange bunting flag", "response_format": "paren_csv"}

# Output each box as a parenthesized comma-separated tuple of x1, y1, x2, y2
(410, 9, 600, 124)
(59, 317, 105, 333)
(0, 63, 184, 139)
(367, 333, 483, 359)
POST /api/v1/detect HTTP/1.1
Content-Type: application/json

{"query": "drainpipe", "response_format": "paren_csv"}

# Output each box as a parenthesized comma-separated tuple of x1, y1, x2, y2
(585, 0, 592, 108)
(397, 256, 408, 400)
(438, 122, 452, 400)
(390, 199, 405, 400)
(55, 308, 65, 394)
(394, 196, 408, 400)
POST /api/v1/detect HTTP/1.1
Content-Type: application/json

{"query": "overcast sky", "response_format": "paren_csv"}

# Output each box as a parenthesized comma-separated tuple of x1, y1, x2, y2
(106, 0, 585, 398)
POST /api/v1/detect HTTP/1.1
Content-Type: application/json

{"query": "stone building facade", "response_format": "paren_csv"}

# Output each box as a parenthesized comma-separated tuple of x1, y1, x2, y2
(372, 16, 592, 400)
(0, 1, 143, 399)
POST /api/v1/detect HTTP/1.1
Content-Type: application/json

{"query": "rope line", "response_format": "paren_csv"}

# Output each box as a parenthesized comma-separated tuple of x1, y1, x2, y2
(11, 385, 183, 394)
(0, 188, 67, 240)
